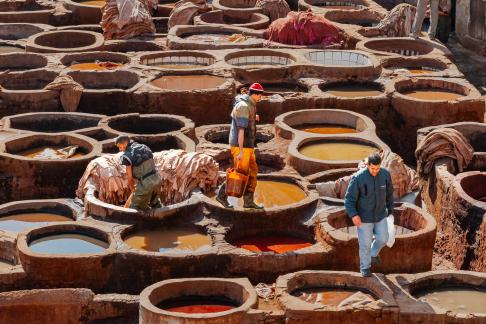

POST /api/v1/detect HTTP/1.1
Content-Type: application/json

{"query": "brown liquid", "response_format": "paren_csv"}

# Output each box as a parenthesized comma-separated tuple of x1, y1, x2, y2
(0, 45, 23, 53)
(403, 89, 463, 100)
(299, 142, 378, 161)
(416, 287, 486, 314)
(293, 288, 374, 306)
(79, 0, 105, 6)
(155, 64, 206, 69)
(0, 213, 72, 233)
(69, 62, 122, 70)
(124, 229, 212, 253)
(150, 75, 225, 90)
(297, 124, 358, 134)
(234, 235, 313, 253)
(29, 233, 108, 254)
(18, 146, 85, 159)
(325, 85, 382, 97)
(339, 225, 414, 235)
(0, 259, 14, 270)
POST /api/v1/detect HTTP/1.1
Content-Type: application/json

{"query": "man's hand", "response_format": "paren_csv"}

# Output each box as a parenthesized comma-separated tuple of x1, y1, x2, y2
(128, 178, 136, 191)
(352, 215, 362, 227)
(237, 150, 243, 162)
(256, 114, 260, 122)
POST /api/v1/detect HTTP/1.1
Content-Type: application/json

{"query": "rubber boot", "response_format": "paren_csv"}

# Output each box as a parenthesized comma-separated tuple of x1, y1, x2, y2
(216, 183, 233, 209)
(243, 191, 263, 209)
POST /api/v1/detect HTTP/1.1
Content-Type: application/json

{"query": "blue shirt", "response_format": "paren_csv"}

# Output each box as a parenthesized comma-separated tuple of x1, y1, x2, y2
(229, 94, 257, 148)
(344, 168, 394, 223)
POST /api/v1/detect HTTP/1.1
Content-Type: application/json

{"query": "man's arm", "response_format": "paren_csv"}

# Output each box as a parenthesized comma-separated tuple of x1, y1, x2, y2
(344, 175, 361, 226)
(237, 128, 245, 161)
(233, 102, 249, 161)
(125, 165, 136, 191)
(386, 172, 394, 215)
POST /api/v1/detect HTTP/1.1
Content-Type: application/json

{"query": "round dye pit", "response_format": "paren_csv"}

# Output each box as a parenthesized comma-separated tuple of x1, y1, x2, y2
(0, 70, 56, 90)
(67, 70, 140, 90)
(324, 11, 380, 27)
(415, 287, 486, 314)
(312, 1, 366, 9)
(195, 11, 269, 29)
(0, 23, 46, 40)
(402, 89, 463, 101)
(203, 126, 273, 145)
(68, 62, 123, 71)
(0, 259, 14, 270)
(124, 229, 212, 253)
(141, 52, 216, 69)
(27, 30, 104, 53)
(226, 51, 295, 67)
(157, 296, 239, 313)
(5, 113, 102, 133)
(233, 234, 313, 253)
(358, 38, 434, 56)
(392, 67, 441, 75)
(459, 173, 486, 203)
(0, 53, 47, 72)
(320, 82, 383, 98)
(78, 0, 106, 6)
(225, 180, 307, 208)
(61, 52, 129, 71)
(299, 141, 378, 161)
(240, 83, 306, 95)
(17, 146, 86, 159)
(304, 50, 372, 66)
(183, 33, 236, 43)
(105, 115, 186, 135)
(292, 287, 375, 306)
(28, 233, 109, 254)
(150, 75, 226, 91)
(0, 44, 24, 53)
(296, 124, 358, 134)
(0, 213, 72, 233)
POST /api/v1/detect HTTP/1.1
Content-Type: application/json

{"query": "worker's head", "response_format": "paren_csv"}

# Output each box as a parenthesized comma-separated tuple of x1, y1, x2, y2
(248, 83, 264, 102)
(366, 153, 382, 177)
(115, 135, 130, 152)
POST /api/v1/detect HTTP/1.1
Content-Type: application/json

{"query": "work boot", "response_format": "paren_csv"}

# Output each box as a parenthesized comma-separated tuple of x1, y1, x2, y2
(361, 268, 372, 277)
(243, 191, 264, 209)
(216, 184, 233, 209)
(371, 255, 382, 267)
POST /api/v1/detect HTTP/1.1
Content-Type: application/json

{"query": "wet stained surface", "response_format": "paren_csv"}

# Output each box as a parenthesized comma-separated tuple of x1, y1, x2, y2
(0, 213, 72, 232)
(124, 229, 212, 253)
(402, 89, 463, 100)
(416, 287, 486, 314)
(299, 142, 378, 161)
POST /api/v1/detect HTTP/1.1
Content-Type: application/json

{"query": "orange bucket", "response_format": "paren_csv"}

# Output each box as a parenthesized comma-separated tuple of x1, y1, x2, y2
(225, 165, 248, 198)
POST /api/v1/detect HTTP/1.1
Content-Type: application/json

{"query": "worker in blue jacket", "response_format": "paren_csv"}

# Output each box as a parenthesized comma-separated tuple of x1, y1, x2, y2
(344, 153, 394, 277)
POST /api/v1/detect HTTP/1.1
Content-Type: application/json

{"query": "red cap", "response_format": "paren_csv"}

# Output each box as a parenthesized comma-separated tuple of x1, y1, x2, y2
(249, 83, 264, 92)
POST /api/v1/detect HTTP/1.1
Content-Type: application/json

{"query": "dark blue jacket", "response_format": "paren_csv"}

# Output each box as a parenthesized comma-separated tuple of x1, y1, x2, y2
(344, 168, 394, 223)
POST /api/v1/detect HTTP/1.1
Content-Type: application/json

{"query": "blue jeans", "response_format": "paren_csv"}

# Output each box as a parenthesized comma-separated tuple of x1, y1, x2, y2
(357, 217, 389, 272)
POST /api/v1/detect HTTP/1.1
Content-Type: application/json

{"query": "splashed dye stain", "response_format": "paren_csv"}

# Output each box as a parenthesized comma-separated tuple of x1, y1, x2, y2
(234, 235, 313, 253)
(18, 146, 84, 159)
(0, 45, 23, 53)
(158, 295, 238, 313)
(416, 287, 486, 314)
(299, 142, 378, 161)
(402, 89, 463, 100)
(150, 75, 225, 90)
(124, 229, 211, 253)
(324, 85, 383, 97)
(297, 124, 358, 134)
(69, 62, 122, 70)
(29, 234, 108, 254)
(0, 259, 14, 270)
(0, 213, 72, 233)
(293, 288, 375, 306)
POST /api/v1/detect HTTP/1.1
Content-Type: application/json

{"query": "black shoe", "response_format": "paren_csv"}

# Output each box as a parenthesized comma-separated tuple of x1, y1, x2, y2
(216, 184, 233, 209)
(361, 268, 372, 277)
(243, 191, 263, 209)
(371, 255, 382, 267)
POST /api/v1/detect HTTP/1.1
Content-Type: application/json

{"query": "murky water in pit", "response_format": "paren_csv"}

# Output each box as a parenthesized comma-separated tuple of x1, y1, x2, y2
(233, 235, 313, 253)
(416, 287, 486, 314)
(69, 62, 122, 70)
(18, 146, 85, 159)
(124, 229, 212, 253)
(324, 84, 383, 97)
(157, 296, 239, 313)
(0, 213, 72, 232)
(403, 89, 463, 100)
(297, 124, 358, 134)
(150, 75, 225, 90)
(293, 288, 375, 306)
(299, 142, 378, 161)
(29, 234, 109, 254)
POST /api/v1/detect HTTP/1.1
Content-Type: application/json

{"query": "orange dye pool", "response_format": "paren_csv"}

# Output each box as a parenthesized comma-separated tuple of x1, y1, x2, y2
(158, 296, 238, 314)
(234, 235, 313, 253)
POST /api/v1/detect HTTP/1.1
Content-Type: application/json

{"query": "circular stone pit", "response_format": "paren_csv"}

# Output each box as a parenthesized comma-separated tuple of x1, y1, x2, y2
(318, 202, 436, 272)
(194, 10, 269, 29)
(303, 50, 379, 78)
(319, 80, 384, 98)
(63, 0, 105, 25)
(455, 172, 486, 206)
(140, 51, 217, 70)
(0, 23, 48, 40)
(212, 0, 262, 15)
(66, 70, 140, 90)
(226, 49, 296, 66)
(357, 38, 435, 57)
(324, 10, 381, 27)
(382, 57, 449, 76)
(17, 222, 115, 290)
(303, 0, 367, 10)
(0, 2, 55, 24)
(0, 53, 47, 72)
(139, 278, 257, 324)
(61, 51, 129, 71)
(2, 112, 104, 134)
(101, 133, 195, 154)
(26, 30, 104, 53)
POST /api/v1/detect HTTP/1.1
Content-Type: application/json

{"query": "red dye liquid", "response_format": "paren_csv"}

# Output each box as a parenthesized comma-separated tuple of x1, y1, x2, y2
(234, 235, 313, 254)
(158, 296, 238, 314)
